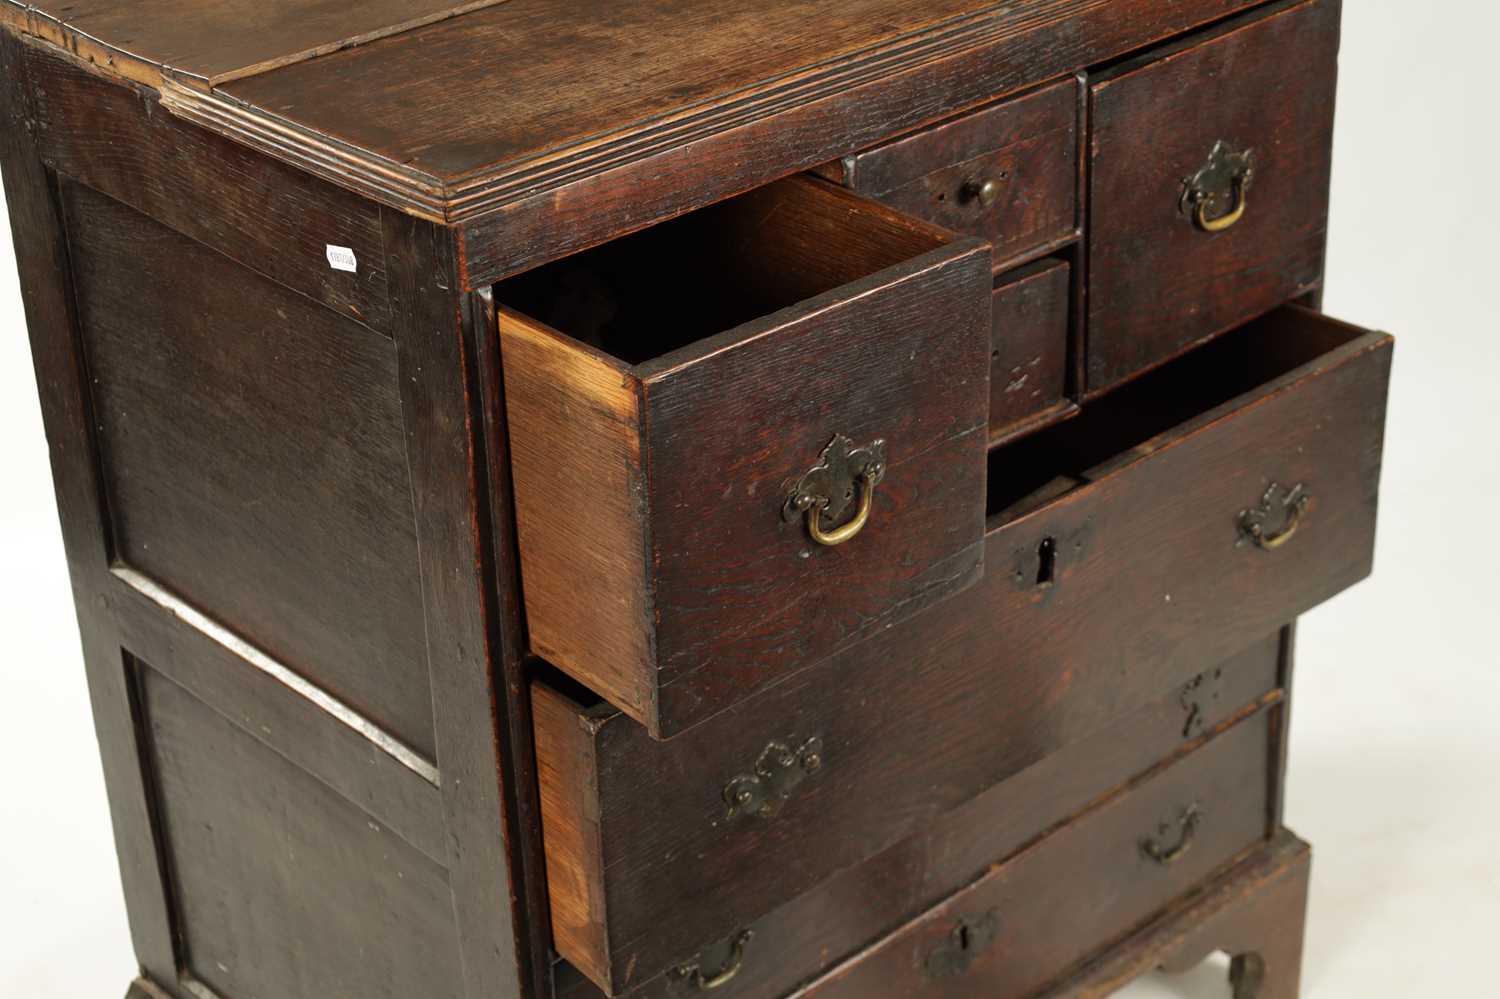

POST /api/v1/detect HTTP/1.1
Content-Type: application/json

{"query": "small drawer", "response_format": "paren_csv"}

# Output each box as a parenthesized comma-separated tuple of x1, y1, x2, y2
(989, 256, 1072, 441)
(552, 630, 1290, 996)
(794, 702, 1275, 998)
(820, 78, 1079, 270)
(498, 176, 991, 740)
(1086, 0, 1339, 393)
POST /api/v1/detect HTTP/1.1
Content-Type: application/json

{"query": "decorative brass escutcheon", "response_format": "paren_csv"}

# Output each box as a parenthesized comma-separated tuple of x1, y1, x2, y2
(1238, 482, 1311, 551)
(783, 434, 887, 547)
(724, 736, 824, 820)
(670, 930, 754, 991)
(1182, 140, 1254, 232)
(925, 910, 1001, 978)
(1141, 803, 1203, 865)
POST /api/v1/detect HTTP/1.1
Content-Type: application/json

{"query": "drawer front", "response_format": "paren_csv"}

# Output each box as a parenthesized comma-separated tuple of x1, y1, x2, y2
(1086, 0, 1339, 393)
(990, 257, 1071, 440)
(827, 78, 1080, 270)
(795, 705, 1275, 998)
(552, 634, 1285, 999)
(499, 176, 992, 739)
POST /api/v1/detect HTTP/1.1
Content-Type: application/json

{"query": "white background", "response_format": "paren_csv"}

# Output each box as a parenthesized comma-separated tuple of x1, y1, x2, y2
(1, 3, 1496, 996)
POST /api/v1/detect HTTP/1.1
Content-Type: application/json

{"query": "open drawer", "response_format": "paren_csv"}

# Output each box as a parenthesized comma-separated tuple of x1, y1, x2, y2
(497, 176, 992, 739)
(985, 306, 1391, 671)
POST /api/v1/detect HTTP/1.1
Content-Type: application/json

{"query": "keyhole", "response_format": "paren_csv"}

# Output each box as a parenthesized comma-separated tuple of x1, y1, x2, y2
(1036, 536, 1057, 587)
(958, 925, 975, 951)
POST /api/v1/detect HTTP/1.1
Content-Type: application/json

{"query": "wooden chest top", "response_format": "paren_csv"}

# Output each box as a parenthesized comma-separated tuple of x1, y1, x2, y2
(1, 0, 1262, 280)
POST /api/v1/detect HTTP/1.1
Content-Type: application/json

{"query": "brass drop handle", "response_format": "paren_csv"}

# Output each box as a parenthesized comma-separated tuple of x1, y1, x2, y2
(784, 435, 887, 548)
(798, 469, 880, 546)
(1183, 140, 1254, 234)
(1195, 177, 1247, 232)
(963, 177, 1005, 208)
(1141, 804, 1202, 865)
(1238, 482, 1311, 551)
(672, 930, 753, 991)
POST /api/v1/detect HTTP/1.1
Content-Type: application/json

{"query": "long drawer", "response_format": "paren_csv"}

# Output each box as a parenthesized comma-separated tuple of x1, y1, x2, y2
(537, 305, 1387, 995)
(793, 701, 1276, 998)
(498, 175, 991, 740)
(553, 633, 1286, 999)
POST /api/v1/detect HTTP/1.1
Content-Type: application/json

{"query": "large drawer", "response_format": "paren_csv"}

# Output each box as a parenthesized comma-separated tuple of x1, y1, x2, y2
(794, 701, 1276, 998)
(1086, 0, 1340, 393)
(552, 633, 1287, 999)
(498, 176, 991, 740)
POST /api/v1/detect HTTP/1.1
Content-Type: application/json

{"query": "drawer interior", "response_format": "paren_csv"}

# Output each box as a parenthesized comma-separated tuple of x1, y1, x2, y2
(496, 178, 952, 365)
(988, 306, 1371, 520)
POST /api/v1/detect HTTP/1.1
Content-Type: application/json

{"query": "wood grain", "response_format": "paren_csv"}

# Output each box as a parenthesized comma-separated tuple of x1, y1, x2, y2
(830, 78, 1080, 270)
(499, 176, 991, 738)
(989, 257, 1071, 440)
(1086, 0, 1340, 393)
(81, 0, 1264, 283)
(61, 181, 436, 759)
(20, 40, 391, 331)
(793, 706, 1274, 998)
(499, 309, 654, 724)
(553, 633, 1287, 999)
(1048, 830, 1310, 998)
(0, 29, 182, 987)
(541, 632, 1285, 995)
(137, 664, 466, 999)
(3, 0, 513, 88)
(534, 685, 613, 990)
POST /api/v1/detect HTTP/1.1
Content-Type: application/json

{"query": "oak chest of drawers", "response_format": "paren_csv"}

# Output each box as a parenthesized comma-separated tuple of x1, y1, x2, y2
(0, 1, 1390, 997)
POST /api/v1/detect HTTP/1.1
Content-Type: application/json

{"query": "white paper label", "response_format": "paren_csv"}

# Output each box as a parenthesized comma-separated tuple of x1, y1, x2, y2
(325, 245, 358, 273)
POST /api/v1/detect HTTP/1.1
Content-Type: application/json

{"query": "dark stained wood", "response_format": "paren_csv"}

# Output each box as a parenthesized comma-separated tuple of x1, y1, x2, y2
(473, 284, 558, 999)
(137, 663, 467, 999)
(499, 176, 991, 738)
(543, 633, 1286, 996)
(1085, 0, 1340, 394)
(107, 574, 448, 865)
(0, 29, 181, 989)
(825, 78, 1079, 272)
(989, 257, 1071, 440)
(540, 304, 1390, 992)
(384, 209, 534, 999)
(20, 40, 392, 332)
(12, 0, 1254, 283)
(1, 3, 1379, 995)
(1056, 830, 1310, 998)
(793, 705, 1274, 998)
(61, 181, 435, 760)
(1, 0, 511, 89)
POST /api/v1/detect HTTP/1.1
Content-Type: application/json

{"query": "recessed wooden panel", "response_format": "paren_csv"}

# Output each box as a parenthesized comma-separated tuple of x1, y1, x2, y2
(62, 182, 435, 759)
(137, 662, 464, 999)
